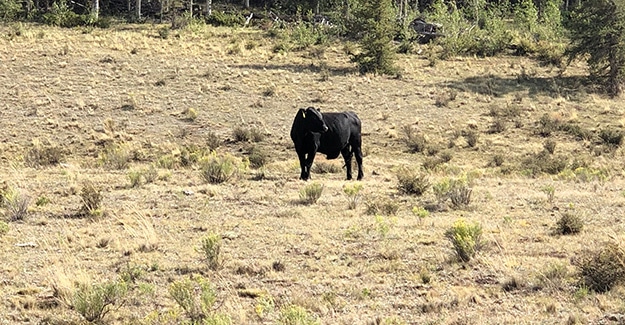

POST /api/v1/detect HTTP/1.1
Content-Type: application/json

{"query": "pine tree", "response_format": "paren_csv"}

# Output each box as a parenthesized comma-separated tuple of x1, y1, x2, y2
(566, 0, 625, 97)
(351, 0, 398, 75)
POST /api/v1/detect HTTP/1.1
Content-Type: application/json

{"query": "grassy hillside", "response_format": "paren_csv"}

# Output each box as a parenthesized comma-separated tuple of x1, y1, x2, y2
(1, 23, 625, 324)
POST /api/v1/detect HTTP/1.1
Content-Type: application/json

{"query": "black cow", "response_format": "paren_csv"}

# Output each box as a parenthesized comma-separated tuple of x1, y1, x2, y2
(290, 107, 364, 181)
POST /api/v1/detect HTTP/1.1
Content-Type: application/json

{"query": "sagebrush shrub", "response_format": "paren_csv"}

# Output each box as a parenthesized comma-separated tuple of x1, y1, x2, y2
(169, 276, 228, 322)
(278, 305, 319, 325)
(365, 197, 399, 216)
(248, 146, 269, 169)
(575, 243, 625, 293)
(397, 168, 430, 196)
(200, 233, 222, 270)
(199, 152, 242, 184)
(300, 182, 324, 204)
(343, 183, 364, 210)
(127, 170, 143, 188)
(73, 280, 128, 322)
(554, 213, 583, 235)
(445, 218, 483, 262)
(599, 129, 624, 147)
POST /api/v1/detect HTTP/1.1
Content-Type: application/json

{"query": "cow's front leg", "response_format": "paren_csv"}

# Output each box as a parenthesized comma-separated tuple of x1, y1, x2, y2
(303, 150, 317, 180)
(297, 151, 309, 180)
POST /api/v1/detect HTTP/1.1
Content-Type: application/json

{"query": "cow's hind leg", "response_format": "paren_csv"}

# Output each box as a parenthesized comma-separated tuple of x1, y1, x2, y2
(341, 146, 353, 180)
(353, 140, 364, 180)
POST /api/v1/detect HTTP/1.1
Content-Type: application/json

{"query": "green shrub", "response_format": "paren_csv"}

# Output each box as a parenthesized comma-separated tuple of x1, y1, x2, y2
(522, 151, 568, 176)
(128, 170, 143, 188)
(599, 129, 624, 147)
(554, 212, 583, 235)
(206, 11, 245, 27)
(0, 0, 22, 21)
(169, 276, 229, 322)
(199, 152, 243, 184)
(445, 218, 483, 262)
(343, 183, 363, 210)
(397, 168, 430, 195)
(73, 280, 128, 322)
(412, 206, 429, 223)
(575, 243, 625, 293)
(248, 146, 269, 169)
(278, 305, 319, 325)
(43, 0, 89, 27)
(199, 233, 222, 270)
(300, 182, 324, 204)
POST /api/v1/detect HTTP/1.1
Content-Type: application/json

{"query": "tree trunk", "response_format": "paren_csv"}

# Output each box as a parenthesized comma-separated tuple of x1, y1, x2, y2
(205, 0, 211, 16)
(92, 0, 99, 20)
(136, 0, 141, 19)
(159, 0, 163, 23)
(608, 44, 623, 97)
(315, 0, 320, 14)
(244, 0, 249, 8)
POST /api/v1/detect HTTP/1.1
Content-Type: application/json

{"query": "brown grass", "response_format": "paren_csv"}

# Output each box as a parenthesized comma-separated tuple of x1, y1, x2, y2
(1, 23, 625, 324)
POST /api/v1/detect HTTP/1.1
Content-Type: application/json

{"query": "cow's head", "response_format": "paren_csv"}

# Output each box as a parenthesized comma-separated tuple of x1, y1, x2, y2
(302, 107, 328, 133)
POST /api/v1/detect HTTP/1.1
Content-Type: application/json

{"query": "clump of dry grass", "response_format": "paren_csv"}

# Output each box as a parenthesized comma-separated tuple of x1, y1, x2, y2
(2, 187, 31, 221)
(123, 212, 160, 253)
(401, 125, 427, 153)
(365, 197, 399, 216)
(78, 182, 103, 218)
(312, 161, 341, 174)
(24, 139, 65, 167)
(98, 143, 132, 170)
(206, 131, 222, 150)
(233, 126, 264, 143)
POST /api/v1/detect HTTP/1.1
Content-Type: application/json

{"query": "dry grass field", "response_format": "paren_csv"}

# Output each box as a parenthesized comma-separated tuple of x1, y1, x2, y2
(2, 22, 625, 324)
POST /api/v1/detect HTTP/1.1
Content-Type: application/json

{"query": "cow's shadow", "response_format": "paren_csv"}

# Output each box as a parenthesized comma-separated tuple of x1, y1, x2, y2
(443, 73, 601, 99)
(233, 63, 357, 77)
